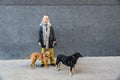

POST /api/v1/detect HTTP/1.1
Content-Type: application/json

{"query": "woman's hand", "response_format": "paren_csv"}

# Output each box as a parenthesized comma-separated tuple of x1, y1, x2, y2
(53, 41, 57, 47)
(38, 42, 41, 46)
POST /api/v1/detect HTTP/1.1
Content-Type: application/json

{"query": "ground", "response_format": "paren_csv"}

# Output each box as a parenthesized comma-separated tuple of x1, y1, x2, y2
(0, 57, 120, 80)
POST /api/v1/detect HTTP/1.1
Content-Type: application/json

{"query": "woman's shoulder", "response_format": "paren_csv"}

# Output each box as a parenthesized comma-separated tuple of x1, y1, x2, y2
(39, 23, 43, 27)
(38, 24, 43, 30)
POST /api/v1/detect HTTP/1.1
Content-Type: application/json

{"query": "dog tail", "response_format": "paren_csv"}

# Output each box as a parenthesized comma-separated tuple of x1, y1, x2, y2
(25, 55, 31, 59)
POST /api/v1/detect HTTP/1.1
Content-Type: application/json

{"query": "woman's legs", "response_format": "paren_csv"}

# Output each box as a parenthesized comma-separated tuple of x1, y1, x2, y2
(48, 48, 55, 65)
(41, 48, 55, 66)
(41, 48, 46, 66)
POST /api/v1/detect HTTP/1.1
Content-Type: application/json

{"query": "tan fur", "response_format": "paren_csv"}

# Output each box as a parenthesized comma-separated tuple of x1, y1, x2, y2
(26, 51, 51, 68)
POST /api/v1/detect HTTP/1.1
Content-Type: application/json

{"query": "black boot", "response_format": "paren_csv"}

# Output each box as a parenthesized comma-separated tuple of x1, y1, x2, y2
(50, 63, 55, 66)
(40, 64, 44, 67)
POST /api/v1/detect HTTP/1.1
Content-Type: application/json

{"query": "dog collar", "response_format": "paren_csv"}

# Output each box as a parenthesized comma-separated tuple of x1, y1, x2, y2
(45, 55, 49, 58)
(72, 56, 76, 59)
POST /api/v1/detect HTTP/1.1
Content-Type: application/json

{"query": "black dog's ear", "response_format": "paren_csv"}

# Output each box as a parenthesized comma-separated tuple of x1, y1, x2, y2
(76, 52, 83, 57)
(79, 53, 83, 57)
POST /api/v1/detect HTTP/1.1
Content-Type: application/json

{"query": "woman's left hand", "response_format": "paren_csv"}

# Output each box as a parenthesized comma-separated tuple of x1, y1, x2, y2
(53, 41, 57, 47)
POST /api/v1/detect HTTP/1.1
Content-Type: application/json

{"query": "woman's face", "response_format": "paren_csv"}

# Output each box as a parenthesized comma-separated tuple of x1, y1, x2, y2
(43, 16, 49, 23)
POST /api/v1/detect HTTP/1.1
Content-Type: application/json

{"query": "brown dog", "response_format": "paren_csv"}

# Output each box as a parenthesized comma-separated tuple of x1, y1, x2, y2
(26, 51, 51, 68)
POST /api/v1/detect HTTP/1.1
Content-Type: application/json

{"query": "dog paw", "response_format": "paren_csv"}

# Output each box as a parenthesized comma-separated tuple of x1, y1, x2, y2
(44, 66, 49, 68)
(69, 71, 73, 76)
(57, 68, 61, 71)
(31, 66, 35, 69)
(31, 67, 35, 69)
(73, 72, 77, 74)
(69, 73, 73, 76)
(73, 71, 77, 74)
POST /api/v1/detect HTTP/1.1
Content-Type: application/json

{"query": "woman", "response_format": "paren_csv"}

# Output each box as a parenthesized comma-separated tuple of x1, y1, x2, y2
(38, 15, 57, 67)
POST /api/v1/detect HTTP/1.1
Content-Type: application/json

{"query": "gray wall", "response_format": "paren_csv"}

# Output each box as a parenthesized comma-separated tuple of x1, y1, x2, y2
(0, 1, 120, 59)
(0, 0, 120, 5)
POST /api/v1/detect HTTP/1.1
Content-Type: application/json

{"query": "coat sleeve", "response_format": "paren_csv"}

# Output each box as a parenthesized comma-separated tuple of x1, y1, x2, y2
(38, 26, 42, 42)
(51, 26, 56, 41)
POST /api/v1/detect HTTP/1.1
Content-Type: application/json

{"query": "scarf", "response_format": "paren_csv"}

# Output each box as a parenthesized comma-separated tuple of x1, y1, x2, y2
(41, 23, 50, 49)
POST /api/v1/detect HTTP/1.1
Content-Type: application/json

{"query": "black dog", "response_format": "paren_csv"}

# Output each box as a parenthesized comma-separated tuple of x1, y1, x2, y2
(56, 52, 83, 76)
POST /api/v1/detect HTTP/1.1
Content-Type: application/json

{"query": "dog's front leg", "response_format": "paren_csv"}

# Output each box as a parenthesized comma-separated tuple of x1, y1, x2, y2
(31, 63, 35, 69)
(69, 66, 73, 76)
(57, 63, 61, 71)
(73, 66, 77, 74)
(44, 59, 48, 67)
(31, 60, 36, 69)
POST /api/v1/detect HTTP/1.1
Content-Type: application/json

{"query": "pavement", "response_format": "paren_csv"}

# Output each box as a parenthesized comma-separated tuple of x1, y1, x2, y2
(0, 57, 120, 80)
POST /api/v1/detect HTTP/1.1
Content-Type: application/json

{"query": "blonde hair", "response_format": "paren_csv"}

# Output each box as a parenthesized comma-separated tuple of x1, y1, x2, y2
(41, 15, 51, 26)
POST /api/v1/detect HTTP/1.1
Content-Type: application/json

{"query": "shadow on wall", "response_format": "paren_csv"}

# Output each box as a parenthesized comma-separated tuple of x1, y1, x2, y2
(118, 0, 120, 5)
(118, 0, 120, 2)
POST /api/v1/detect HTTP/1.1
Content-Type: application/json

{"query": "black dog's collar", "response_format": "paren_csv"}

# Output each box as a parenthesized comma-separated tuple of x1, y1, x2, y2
(72, 56, 76, 59)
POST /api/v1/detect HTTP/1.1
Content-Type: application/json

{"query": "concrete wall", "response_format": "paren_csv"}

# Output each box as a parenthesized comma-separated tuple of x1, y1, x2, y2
(0, 1, 120, 59)
(0, 0, 120, 5)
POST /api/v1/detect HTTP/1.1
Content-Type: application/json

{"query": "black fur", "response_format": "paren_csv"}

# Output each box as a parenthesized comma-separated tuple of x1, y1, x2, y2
(56, 52, 83, 74)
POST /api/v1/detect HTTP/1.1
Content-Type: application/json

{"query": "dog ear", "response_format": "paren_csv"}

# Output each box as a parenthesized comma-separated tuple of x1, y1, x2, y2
(47, 51, 51, 55)
(48, 52, 51, 57)
(77, 52, 83, 57)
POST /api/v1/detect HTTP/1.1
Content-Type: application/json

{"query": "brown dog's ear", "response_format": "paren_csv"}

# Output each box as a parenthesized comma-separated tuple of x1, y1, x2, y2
(48, 52, 51, 57)
(45, 51, 51, 58)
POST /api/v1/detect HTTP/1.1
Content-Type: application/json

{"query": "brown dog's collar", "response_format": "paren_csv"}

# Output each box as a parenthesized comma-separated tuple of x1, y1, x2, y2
(45, 55, 50, 58)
